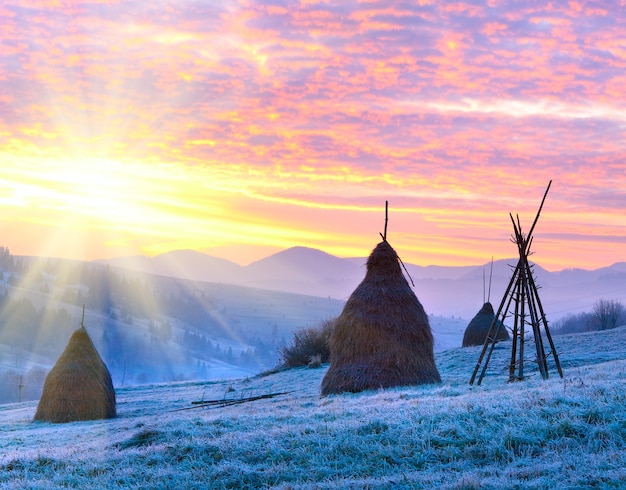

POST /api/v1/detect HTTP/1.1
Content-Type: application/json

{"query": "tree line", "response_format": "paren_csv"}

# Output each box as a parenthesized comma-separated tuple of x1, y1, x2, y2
(551, 299, 626, 335)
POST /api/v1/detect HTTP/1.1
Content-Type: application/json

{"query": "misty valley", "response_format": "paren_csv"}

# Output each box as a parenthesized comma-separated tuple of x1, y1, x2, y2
(0, 252, 344, 403)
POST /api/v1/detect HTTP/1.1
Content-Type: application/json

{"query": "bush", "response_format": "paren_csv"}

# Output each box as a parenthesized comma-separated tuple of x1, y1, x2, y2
(589, 299, 626, 331)
(552, 299, 626, 335)
(279, 318, 335, 368)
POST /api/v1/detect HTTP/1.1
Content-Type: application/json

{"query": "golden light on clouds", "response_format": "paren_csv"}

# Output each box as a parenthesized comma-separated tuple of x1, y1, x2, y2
(0, 0, 624, 270)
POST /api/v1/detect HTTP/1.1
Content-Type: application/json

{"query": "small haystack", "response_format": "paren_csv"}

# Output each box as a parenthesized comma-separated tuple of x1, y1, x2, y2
(34, 326, 116, 423)
(321, 240, 441, 395)
(462, 302, 510, 347)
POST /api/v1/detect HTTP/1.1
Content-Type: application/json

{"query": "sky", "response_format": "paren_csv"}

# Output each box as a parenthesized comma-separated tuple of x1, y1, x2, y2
(1, 0, 625, 271)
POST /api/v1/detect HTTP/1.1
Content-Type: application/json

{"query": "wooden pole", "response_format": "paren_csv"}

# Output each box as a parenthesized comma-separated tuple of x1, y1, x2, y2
(383, 200, 389, 241)
(483, 267, 486, 304)
(470, 260, 518, 385)
(526, 180, 551, 253)
(488, 257, 494, 303)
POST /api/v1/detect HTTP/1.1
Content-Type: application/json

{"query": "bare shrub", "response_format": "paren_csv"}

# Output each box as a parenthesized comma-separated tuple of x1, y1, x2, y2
(279, 318, 335, 369)
(589, 299, 626, 331)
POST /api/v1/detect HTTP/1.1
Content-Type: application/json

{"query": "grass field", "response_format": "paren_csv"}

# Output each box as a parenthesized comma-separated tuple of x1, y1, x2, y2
(1, 327, 625, 489)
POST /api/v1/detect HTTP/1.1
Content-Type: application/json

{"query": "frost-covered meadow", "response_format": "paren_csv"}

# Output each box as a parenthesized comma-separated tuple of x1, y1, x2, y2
(1, 327, 625, 489)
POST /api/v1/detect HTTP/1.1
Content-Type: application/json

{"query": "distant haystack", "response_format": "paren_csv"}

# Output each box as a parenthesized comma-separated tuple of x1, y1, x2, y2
(321, 240, 441, 395)
(34, 326, 116, 423)
(462, 302, 510, 347)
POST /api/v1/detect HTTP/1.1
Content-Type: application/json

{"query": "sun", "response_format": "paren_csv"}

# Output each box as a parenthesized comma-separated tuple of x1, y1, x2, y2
(45, 158, 146, 224)
(1, 157, 165, 260)
(3, 156, 282, 262)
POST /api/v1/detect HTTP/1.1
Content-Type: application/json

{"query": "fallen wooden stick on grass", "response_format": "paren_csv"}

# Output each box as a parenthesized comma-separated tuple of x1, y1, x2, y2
(171, 391, 295, 412)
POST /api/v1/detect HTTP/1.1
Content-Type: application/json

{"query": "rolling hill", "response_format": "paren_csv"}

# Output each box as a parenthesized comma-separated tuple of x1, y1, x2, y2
(2, 246, 625, 404)
(1, 326, 625, 488)
(0, 252, 465, 403)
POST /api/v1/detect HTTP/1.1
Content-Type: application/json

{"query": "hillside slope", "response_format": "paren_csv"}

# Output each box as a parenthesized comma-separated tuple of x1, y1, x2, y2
(1, 327, 625, 489)
(0, 257, 466, 403)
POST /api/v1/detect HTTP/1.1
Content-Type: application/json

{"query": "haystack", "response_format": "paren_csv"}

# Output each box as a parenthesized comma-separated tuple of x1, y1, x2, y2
(462, 302, 510, 347)
(321, 240, 441, 395)
(34, 326, 116, 423)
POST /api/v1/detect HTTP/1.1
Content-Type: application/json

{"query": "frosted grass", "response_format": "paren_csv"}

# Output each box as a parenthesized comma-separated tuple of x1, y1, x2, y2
(1, 327, 625, 489)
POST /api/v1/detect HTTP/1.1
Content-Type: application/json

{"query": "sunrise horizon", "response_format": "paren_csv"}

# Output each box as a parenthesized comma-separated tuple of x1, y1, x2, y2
(4, 231, 624, 274)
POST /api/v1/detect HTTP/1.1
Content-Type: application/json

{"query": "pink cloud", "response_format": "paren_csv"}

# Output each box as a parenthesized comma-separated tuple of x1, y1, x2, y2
(0, 0, 625, 269)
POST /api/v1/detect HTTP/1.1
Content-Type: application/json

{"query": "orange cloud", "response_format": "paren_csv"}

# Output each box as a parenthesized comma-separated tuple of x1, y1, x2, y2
(0, 0, 624, 272)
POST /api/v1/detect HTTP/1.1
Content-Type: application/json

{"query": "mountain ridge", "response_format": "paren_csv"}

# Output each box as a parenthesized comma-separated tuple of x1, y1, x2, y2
(96, 246, 626, 321)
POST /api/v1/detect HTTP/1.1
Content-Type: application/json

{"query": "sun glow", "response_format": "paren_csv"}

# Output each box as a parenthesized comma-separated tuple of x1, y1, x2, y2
(3, 159, 155, 229)
(1, 158, 191, 260)
(2, 157, 365, 263)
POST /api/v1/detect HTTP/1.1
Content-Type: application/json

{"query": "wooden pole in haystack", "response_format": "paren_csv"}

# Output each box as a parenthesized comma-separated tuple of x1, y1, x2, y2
(463, 257, 506, 348)
(380, 200, 389, 243)
(379, 201, 414, 287)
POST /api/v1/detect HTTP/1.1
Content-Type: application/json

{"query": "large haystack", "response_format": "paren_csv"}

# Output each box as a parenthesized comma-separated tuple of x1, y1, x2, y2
(34, 326, 116, 423)
(462, 302, 510, 347)
(321, 241, 441, 395)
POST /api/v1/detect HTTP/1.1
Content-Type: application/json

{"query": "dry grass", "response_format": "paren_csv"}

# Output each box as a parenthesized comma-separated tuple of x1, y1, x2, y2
(322, 241, 440, 395)
(462, 302, 510, 347)
(34, 327, 116, 423)
(280, 318, 335, 368)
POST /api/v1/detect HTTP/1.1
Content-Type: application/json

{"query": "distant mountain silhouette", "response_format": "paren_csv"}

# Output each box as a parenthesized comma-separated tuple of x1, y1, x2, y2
(99, 248, 626, 321)
(245, 247, 363, 298)
(101, 250, 243, 283)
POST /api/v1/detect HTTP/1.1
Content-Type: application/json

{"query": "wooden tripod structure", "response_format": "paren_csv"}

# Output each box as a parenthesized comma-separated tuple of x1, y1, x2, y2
(470, 181, 563, 385)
